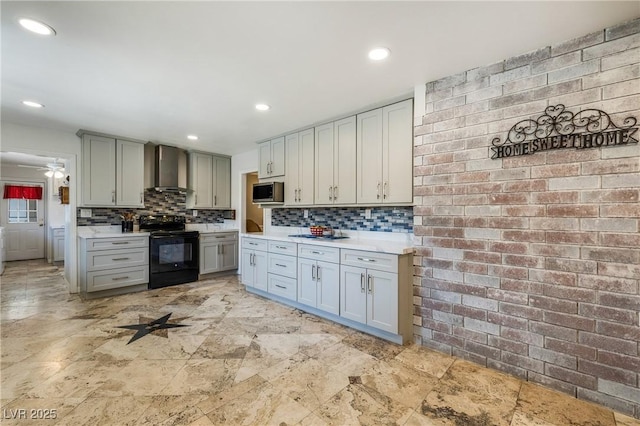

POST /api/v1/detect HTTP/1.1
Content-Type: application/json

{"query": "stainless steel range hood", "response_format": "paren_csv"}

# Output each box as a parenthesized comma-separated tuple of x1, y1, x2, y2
(145, 144, 188, 191)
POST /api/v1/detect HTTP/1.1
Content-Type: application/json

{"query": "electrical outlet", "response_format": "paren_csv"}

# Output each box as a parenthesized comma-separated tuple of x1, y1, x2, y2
(192, 210, 198, 217)
(80, 208, 92, 218)
(364, 208, 372, 219)
(304, 209, 309, 219)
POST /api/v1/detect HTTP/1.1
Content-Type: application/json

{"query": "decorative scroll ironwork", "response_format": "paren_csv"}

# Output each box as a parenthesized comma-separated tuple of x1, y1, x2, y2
(490, 104, 639, 159)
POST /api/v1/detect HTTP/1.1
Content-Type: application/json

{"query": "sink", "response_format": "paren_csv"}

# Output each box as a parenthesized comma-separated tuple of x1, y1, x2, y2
(288, 234, 349, 240)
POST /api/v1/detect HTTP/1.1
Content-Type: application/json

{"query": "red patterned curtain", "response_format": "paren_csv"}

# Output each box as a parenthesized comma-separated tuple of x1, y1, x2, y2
(3, 185, 43, 200)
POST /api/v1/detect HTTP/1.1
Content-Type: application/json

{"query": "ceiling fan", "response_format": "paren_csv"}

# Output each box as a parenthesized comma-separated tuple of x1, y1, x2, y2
(17, 160, 66, 178)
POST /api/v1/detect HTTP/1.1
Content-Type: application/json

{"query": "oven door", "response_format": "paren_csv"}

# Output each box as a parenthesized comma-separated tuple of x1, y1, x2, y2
(150, 234, 199, 274)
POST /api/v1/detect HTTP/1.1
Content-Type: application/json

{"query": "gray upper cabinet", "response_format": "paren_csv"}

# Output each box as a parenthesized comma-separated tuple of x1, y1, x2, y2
(357, 99, 413, 204)
(81, 133, 144, 207)
(187, 152, 230, 209)
(258, 137, 285, 179)
(285, 129, 315, 206)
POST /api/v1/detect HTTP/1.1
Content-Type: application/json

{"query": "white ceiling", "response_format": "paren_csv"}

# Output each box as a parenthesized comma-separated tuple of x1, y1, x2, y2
(2, 1, 638, 157)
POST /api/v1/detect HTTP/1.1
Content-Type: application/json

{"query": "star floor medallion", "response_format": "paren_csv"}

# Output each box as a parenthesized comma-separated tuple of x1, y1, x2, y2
(116, 313, 189, 344)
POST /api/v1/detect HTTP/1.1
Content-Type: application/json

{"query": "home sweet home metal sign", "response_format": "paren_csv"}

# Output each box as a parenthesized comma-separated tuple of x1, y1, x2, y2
(490, 104, 638, 159)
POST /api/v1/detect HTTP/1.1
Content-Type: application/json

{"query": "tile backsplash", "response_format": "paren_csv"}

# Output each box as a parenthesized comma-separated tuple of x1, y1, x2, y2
(76, 189, 224, 225)
(271, 206, 413, 233)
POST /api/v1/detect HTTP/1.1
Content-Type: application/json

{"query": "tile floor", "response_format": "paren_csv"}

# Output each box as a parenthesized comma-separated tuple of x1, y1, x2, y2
(1, 260, 638, 426)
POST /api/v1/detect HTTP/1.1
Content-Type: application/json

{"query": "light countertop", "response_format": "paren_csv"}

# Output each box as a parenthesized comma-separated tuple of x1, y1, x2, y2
(186, 224, 239, 234)
(77, 226, 150, 239)
(241, 231, 414, 255)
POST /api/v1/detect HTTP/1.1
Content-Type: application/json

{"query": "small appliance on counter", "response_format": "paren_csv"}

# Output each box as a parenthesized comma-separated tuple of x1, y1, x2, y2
(139, 215, 199, 289)
(289, 226, 349, 240)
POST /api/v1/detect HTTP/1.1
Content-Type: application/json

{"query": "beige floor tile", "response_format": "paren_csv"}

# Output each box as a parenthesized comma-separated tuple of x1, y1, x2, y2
(197, 374, 267, 414)
(159, 358, 242, 396)
(615, 412, 640, 426)
(341, 332, 407, 361)
(190, 333, 253, 359)
(53, 396, 153, 426)
(510, 410, 556, 426)
(516, 382, 616, 426)
(134, 394, 208, 426)
(0, 361, 66, 399)
(204, 381, 311, 426)
(419, 360, 522, 426)
(0, 397, 84, 426)
(313, 341, 380, 376)
(394, 344, 455, 378)
(360, 358, 440, 410)
(90, 359, 187, 397)
(313, 383, 414, 426)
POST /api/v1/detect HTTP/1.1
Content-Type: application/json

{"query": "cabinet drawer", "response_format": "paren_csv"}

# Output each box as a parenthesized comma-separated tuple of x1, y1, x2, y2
(268, 253, 297, 279)
(298, 244, 340, 263)
(86, 248, 149, 271)
(86, 237, 148, 251)
(201, 232, 238, 243)
(86, 266, 149, 292)
(267, 274, 297, 301)
(243, 238, 268, 251)
(341, 249, 398, 273)
(268, 240, 297, 255)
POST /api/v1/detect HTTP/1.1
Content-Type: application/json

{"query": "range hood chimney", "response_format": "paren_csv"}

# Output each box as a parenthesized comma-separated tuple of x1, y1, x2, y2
(146, 144, 188, 191)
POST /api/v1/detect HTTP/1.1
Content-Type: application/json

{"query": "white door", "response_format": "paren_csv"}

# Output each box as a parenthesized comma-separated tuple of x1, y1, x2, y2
(1, 183, 45, 261)
(367, 269, 398, 333)
(316, 260, 340, 315)
(383, 99, 414, 203)
(357, 108, 383, 204)
(340, 265, 367, 324)
(314, 122, 334, 204)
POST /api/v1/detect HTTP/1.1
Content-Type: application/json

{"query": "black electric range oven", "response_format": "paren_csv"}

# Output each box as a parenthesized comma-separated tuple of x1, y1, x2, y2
(139, 215, 199, 289)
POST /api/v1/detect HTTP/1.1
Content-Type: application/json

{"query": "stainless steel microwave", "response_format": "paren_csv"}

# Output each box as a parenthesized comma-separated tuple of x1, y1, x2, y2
(252, 181, 284, 204)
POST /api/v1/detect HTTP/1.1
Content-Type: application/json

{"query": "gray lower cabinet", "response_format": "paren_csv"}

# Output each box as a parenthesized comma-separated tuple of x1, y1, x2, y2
(79, 236, 149, 298)
(267, 240, 297, 301)
(297, 244, 340, 315)
(51, 227, 65, 262)
(200, 232, 238, 275)
(241, 238, 268, 291)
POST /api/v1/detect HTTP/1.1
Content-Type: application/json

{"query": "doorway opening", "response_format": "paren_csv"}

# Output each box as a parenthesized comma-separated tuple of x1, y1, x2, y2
(244, 172, 263, 233)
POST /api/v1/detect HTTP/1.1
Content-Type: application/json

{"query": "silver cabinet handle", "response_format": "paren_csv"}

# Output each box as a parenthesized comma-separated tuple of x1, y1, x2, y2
(317, 265, 321, 281)
(248, 242, 257, 246)
(357, 257, 376, 262)
(298, 188, 301, 202)
(140, 192, 143, 204)
(383, 181, 388, 199)
(214, 195, 217, 206)
(275, 284, 286, 289)
(112, 191, 116, 203)
(112, 241, 129, 245)
(310, 250, 324, 255)
(376, 182, 381, 199)
(275, 245, 287, 250)
(221, 245, 224, 254)
(367, 274, 373, 294)
(195, 194, 198, 204)
(294, 189, 298, 202)
(360, 273, 365, 293)
(112, 276, 129, 281)
(328, 186, 333, 201)
(333, 186, 338, 200)
(311, 264, 316, 280)
(252, 253, 255, 266)
(112, 257, 130, 261)
(275, 263, 286, 268)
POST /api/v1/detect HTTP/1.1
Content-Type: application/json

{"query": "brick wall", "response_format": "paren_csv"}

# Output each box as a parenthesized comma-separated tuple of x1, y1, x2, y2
(413, 18, 640, 418)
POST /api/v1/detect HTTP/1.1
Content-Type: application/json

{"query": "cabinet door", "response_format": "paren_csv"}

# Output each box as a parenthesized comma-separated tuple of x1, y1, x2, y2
(82, 134, 116, 206)
(383, 99, 413, 203)
(298, 129, 315, 205)
(201, 242, 221, 274)
(297, 258, 317, 308)
(116, 140, 145, 207)
(191, 153, 213, 208)
(53, 236, 65, 262)
(367, 269, 398, 333)
(258, 142, 272, 179)
(270, 137, 285, 177)
(220, 240, 238, 270)
(333, 116, 356, 204)
(356, 108, 383, 204)
(340, 265, 367, 324)
(285, 133, 299, 205)
(316, 261, 339, 315)
(253, 250, 268, 291)
(241, 249, 254, 287)
(314, 122, 334, 204)
(214, 156, 231, 208)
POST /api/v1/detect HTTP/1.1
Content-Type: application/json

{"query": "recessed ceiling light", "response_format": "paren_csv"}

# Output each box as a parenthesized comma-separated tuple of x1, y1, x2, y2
(368, 47, 390, 61)
(22, 100, 44, 108)
(255, 104, 270, 111)
(187, 135, 198, 141)
(19, 18, 56, 36)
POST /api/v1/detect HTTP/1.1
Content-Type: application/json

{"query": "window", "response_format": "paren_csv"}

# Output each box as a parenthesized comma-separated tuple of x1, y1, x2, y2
(8, 199, 38, 224)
